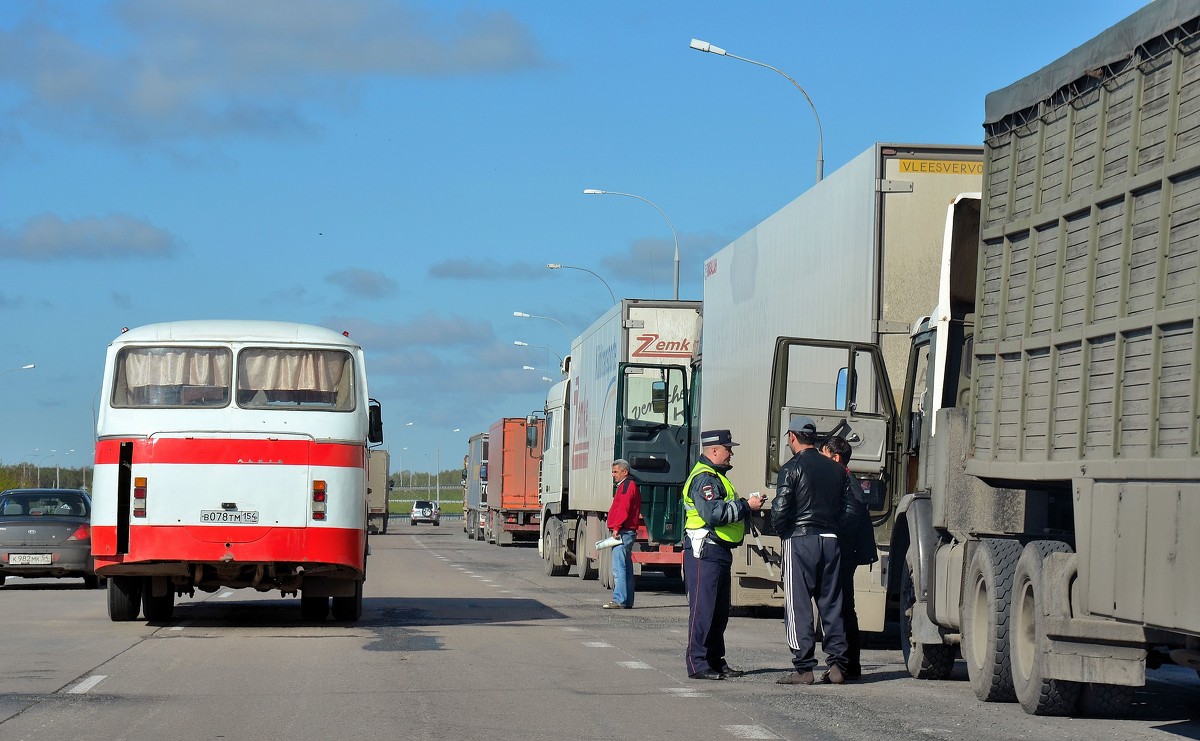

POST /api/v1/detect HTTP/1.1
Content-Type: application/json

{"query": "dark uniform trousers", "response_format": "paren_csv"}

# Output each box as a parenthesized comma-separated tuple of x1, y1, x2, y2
(839, 558, 862, 674)
(782, 534, 848, 672)
(683, 540, 732, 676)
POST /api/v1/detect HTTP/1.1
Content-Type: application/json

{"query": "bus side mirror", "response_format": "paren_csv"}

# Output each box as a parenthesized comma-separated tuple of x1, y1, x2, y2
(368, 399, 384, 444)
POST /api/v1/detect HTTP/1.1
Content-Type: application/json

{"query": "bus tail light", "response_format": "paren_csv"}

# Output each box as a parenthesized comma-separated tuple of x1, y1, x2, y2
(133, 477, 148, 518)
(312, 480, 327, 521)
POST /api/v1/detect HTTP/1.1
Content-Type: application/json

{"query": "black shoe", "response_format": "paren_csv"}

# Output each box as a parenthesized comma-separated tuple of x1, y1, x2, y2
(688, 669, 725, 681)
(718, 665, 746, 678)
(775, 671, 815, 685)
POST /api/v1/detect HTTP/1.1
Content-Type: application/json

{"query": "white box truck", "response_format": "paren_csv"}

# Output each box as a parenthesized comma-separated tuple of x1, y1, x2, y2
(535, 299, 701, 586)
(700, 143, 983, 616)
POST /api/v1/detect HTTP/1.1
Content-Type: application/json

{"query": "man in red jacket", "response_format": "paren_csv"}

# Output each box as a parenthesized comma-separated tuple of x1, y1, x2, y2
(604, 459, 641, 609)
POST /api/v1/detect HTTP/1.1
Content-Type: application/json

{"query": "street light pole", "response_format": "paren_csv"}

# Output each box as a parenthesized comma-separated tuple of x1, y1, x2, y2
(689, 38, 824, 183)
(434, 428, 461, 508)
(513, 311, 572, 342)
(583, 189, 680, 300)
(545, 263, 616, 304)
(0, 363, 35, 379)
(514, 340, 564, 369)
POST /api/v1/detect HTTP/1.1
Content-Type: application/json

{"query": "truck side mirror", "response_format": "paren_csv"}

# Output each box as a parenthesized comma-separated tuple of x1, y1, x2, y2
(526, 423, 539, 449)
(368, 399, 384, 444)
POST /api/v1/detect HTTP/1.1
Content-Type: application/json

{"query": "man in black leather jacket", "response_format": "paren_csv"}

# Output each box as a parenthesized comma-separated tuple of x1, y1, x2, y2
(770, 416, 863, 685)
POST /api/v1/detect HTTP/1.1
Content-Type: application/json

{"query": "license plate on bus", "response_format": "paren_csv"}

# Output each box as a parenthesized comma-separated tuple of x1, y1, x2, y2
(200, 510, 260, 524)
(9, 553, 52, 565)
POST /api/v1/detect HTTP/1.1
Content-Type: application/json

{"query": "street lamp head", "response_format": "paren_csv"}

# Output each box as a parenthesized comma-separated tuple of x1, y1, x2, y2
(522, 365, 537, 371)
(513, 311, 530, 318)
(541, 377, 554, 383)
(21, 364, 35, 370)
(690, 38, 727, 55)
(546, 263, 562, 270)
(582, 189, 605, 195)
(514, 341, 529, 347)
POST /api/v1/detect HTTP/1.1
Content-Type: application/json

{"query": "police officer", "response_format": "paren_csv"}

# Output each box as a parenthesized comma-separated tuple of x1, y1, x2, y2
(683, 429, 765, 680)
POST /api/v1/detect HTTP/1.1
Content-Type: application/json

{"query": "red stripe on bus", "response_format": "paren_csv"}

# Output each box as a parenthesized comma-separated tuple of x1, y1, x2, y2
(94, 439, 366, 467)
(92, 524, 365, 571)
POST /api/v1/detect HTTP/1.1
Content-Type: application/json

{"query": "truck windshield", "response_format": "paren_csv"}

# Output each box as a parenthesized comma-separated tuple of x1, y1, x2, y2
(236, 348, 356, 411)
(111, 346, 232, 408)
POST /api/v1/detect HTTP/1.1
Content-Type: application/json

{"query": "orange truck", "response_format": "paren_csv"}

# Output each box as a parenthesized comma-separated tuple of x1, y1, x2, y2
(482, 417, 542, 546)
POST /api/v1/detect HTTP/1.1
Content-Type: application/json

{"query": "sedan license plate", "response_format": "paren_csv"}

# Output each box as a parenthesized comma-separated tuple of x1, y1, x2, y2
(8, 553, 52, 565)
(200, 510, 260, 524)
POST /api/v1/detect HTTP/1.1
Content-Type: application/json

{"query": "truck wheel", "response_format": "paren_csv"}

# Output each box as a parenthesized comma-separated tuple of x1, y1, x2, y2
(961, 538, 1022, 702)
(576, 520, 597, 580)
(899, 542, 955, 679)
(107, 576, 142, 621)
(83, 573, 101, 589)
(301, 591, 329, 621)
(487, 513, 497, 544)
(332, 581, 363, 622)
(1076, 683, 1135, 717)
(1011, 540, 1079, 715)
(467, 512, 476, 539)
(142, 581, 175, 623)
(543, 519, 569, 577)
(382, 515, 389, 534)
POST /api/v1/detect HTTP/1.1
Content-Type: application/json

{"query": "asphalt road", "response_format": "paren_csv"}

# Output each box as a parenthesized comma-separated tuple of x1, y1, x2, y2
(1, 528, 1197, 740)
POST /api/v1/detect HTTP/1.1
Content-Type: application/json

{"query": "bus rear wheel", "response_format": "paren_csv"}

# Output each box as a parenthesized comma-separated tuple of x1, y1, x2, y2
(107, 576, 142, 622)
(332, 581, 363, 622)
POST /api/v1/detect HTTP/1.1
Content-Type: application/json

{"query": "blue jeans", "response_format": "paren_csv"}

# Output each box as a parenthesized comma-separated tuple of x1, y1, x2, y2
(611, 530, 636, 607)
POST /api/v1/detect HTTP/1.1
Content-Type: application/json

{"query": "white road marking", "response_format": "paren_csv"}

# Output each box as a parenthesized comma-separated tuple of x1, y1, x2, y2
(219, 591, 234, 598)
(561, 627, 582, 632)
(583, 641, 613, 648)
(722, 726, 780, 739)
(662, 687, 707, 698)
(617, 661, 652, 669)
(66, 675, 107, 694)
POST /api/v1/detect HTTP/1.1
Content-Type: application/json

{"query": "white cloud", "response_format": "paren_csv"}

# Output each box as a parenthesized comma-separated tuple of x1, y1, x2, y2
(0, 213, 180, 261)
(0, 1, 545, 147)
(326, 268, 398, 299)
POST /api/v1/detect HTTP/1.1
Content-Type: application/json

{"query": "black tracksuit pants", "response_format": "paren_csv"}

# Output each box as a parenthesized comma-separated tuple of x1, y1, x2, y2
(782, 533, 847, 672)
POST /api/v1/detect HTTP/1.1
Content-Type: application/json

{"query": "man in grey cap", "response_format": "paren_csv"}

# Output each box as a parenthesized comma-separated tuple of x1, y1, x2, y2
(682, 429, 765, 680)
(770, 416, 863, 685)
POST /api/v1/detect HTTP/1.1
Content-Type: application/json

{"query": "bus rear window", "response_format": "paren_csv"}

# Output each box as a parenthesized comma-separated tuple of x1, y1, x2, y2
(112, 347, 232, 408)
(237, 349, 356, 411)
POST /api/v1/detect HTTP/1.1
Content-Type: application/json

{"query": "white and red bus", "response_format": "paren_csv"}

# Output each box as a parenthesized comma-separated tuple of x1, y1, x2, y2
(92, 321, 383, 623)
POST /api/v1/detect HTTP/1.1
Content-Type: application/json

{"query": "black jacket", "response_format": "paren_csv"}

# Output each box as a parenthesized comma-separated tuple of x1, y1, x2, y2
(838, 475, 879, 566)
(770, 447, 861, 539)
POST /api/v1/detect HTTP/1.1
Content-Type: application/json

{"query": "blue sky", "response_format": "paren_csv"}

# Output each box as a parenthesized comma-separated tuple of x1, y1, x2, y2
(0, 0, 1150, 476)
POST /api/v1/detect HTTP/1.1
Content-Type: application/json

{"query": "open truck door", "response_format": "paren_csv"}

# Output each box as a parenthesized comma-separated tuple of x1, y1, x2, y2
(766, 337, 900, 630)
(615, 362, 691, 550)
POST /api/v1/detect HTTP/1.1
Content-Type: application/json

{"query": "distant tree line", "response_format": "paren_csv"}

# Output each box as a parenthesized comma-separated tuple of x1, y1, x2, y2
(0, 463, 91, 492)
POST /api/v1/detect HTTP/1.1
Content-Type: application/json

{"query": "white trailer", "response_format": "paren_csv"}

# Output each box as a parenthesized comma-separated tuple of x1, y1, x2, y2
(536, 299, 701, 585)
(700, 143, 983, 613)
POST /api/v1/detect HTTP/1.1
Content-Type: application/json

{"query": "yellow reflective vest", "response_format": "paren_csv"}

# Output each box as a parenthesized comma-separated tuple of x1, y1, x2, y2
(683, 461, 746, 545)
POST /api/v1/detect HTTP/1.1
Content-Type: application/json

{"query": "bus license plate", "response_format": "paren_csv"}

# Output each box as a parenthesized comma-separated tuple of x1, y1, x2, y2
(200, 510, 260, 524)
(9, 553, 52, 565)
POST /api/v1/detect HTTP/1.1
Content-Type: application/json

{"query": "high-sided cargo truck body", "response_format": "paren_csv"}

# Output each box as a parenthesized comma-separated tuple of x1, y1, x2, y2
(700, 143, 983, 615)
(872, 1, 1200, 716)
(483, 417, 543, 545)
(463, 432, 488, 540)
(536, 299, 701, 585)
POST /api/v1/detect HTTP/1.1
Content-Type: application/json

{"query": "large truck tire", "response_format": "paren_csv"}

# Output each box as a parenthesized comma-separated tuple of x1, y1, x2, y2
(543, 517, 569, 576)
(1010, 540, 1079, 715)
(142, 580, 175, 623)
(467, 511, 476, 540)
(1076, 682, 1135, 717)
(900, 542, 955, 679)
(107, 576, 142, 622)
(575, 520, 597, 580)
(961, 538, 1022, 702)
(332, 580, 363, 622)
